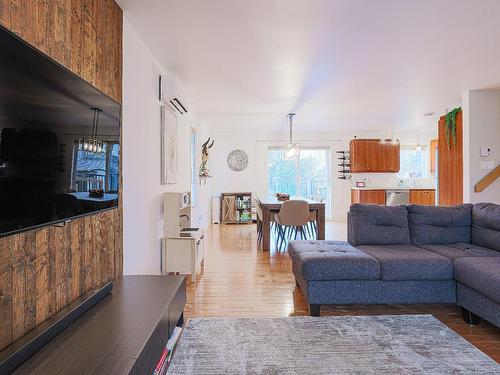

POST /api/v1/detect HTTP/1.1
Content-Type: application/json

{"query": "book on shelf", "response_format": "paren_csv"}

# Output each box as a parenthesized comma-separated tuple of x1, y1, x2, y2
(154, 326, 183, 375)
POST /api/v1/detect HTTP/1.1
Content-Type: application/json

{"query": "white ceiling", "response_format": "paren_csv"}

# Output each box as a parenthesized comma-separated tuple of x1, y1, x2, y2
(117, 0, 500, 132)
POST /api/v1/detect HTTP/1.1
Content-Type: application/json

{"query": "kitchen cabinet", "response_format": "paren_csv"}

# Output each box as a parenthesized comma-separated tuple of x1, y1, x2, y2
(163, 232, 204, 282)
(350, 139, 400, 173)
(409, 189, 436, 205)
(351, 189, 386, 205)
(162, 192, 205, 282)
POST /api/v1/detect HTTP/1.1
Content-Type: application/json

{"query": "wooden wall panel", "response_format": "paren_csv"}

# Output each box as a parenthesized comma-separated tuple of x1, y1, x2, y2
(438, 112, 463, 205)
(0, 0, 122, 102)
(0, 0, 123, 350)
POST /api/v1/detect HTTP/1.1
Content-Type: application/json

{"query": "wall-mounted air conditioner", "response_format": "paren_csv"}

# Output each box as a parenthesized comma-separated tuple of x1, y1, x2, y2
(159, 75, 188, 116)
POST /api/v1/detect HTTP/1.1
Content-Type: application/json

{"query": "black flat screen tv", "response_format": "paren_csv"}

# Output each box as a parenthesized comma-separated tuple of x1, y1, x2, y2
(0, 26, 121, 237)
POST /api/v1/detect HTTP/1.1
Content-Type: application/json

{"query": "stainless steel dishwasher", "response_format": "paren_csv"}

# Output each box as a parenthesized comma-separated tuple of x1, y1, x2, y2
(386, 190, 409, 206)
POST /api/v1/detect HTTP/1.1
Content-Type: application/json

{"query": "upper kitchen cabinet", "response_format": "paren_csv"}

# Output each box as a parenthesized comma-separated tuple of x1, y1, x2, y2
(350, 139, 400, 173)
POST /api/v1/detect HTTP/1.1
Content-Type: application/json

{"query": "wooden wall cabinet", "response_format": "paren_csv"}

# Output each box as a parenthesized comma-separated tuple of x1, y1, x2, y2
(351, 189, 386, 205)
(409, 189, 436, 205)
(350, 139, 400, 173)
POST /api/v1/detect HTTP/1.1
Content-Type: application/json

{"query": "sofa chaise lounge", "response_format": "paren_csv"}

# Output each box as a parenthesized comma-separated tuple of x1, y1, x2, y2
(289, 203, 500, 327)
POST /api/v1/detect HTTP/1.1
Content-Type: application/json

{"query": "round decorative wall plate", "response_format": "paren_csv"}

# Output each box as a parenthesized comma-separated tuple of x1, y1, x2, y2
(227, 149, 249, 171)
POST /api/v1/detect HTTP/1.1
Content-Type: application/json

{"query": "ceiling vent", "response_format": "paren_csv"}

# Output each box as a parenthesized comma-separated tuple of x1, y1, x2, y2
(159, 75, 188, 116)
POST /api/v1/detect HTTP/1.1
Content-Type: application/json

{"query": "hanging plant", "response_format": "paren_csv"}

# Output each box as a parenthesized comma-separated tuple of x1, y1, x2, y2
(444, 107, 461, 149)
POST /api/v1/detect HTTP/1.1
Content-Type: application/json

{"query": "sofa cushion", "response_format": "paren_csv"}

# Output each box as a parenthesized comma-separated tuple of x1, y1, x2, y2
(454, 257, 500, 303)
(348, 204, 411, 246)
(471, 203, 500, 251)
(356, 245, 453, 281)
(407, 204, 472, 245)
(417, 243, 500, 260)
(288, 240, 380, 281)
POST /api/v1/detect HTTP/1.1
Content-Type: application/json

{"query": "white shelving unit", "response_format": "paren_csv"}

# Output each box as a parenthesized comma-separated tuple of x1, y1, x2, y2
(162, 192, 204, 282)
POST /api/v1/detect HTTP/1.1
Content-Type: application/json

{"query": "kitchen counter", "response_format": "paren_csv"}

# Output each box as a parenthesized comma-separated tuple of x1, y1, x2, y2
(351, 187, 436, 206)
(350, 187, 435, 190)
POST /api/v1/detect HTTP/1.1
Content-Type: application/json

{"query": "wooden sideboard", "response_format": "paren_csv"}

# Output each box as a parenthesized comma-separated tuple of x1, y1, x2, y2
(11, 276, 186, 375)
(221, 193, 253, 224)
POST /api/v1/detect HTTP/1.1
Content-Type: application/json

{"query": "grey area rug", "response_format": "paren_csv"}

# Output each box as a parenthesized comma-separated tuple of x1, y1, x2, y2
(168, 315, 500, 375)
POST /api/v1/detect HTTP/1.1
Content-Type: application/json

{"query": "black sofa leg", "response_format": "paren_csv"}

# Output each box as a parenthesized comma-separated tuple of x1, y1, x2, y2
(309, 304, 320, 317)
(462, 307, 480, 325)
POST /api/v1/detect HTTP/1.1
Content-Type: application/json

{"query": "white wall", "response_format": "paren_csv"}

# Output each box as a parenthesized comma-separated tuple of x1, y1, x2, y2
(209, 129, 436, 221)
(463, 89, 500, 204)
(122, 18, 210, 275)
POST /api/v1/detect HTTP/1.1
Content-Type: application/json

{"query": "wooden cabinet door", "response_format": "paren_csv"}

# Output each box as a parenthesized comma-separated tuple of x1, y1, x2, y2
(351, 189, 386, 204)
(430, 139, 438, 173)
(365, 141, 381, 172)
(409, 190, 436, 205)
(222, 195, 237, 222)
(350, 139, 400, 173)
(385, 142, 400, 172)
(349, 140, 366, 172)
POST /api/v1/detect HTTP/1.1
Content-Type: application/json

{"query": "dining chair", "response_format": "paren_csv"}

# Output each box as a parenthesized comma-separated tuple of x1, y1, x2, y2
(274, 200, 310, 250)
(256, 201, 263, 243)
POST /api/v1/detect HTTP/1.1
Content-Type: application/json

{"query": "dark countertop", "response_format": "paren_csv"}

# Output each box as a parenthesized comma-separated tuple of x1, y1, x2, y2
(350, 187, 436, 190)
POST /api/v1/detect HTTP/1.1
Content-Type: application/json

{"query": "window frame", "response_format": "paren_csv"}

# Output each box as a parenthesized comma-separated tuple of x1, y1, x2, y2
(397, 145, 429, 179)
(71, 141, 120, 192)
(266, 146, 332, 218)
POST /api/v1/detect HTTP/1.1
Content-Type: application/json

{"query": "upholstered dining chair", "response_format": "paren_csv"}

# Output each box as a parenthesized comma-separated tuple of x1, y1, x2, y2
(274, 200, 310, 250)
(256, 200, 263, 243)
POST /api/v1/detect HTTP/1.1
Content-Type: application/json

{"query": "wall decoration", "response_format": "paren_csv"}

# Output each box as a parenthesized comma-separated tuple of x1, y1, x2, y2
(227, 149, 249, 171)
(161, 106, 178, 184)
(445, 107, 461, 149)
(199, 137, 214, 184)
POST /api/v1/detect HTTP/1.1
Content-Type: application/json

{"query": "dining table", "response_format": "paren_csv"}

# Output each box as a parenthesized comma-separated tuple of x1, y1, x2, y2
(256, 196, 326, 251)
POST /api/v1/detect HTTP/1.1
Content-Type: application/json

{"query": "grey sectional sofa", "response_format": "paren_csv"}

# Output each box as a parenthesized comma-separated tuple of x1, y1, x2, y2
(289, 203, 500, 326)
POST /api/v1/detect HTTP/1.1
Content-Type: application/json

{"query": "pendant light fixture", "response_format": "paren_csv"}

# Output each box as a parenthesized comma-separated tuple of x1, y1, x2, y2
(79, 107, 105, 154)
(285, 113, 300, 159)
(416, 131, 422, 151)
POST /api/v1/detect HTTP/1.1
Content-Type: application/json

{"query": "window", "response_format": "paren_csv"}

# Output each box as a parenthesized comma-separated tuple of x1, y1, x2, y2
(267, 147, 331, 218)
(73, 142, 120, 192)
(398, 146, 428, 179)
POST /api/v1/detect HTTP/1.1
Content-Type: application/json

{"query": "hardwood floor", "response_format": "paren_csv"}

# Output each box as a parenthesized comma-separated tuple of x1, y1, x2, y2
(185, 222, 500, 363)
